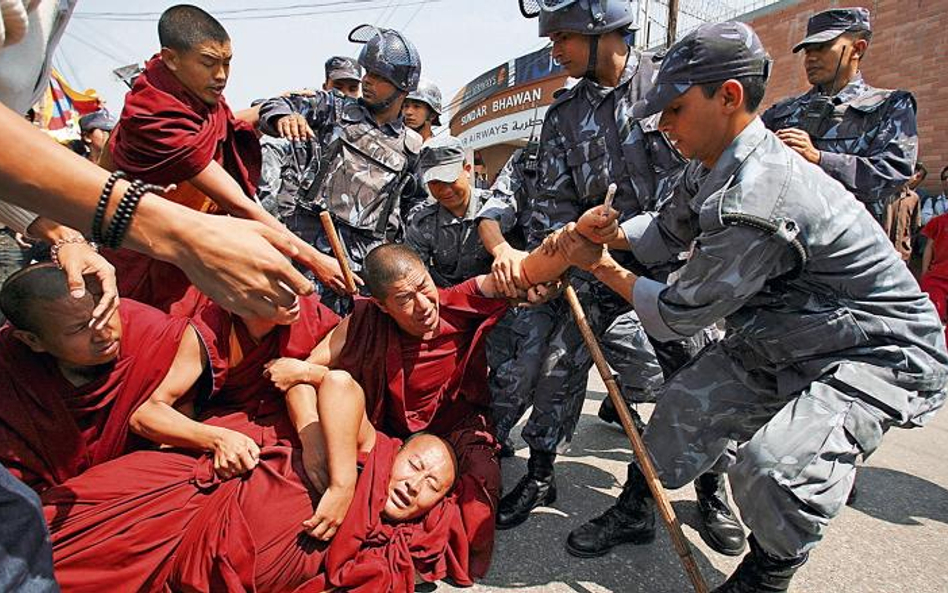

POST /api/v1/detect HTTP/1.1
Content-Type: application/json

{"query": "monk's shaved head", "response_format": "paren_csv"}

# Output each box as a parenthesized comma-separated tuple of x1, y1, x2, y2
(0, 264, 71, 333)
(364, 243, 426, 300)
(158, 4, 229, 51)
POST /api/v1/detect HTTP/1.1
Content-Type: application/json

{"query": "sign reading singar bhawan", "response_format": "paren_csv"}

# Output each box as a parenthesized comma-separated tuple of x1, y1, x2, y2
(449, 45, 568, 150)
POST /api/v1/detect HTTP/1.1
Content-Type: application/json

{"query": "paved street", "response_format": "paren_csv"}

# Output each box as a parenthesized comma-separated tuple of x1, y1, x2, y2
(434, 372, 948, 593)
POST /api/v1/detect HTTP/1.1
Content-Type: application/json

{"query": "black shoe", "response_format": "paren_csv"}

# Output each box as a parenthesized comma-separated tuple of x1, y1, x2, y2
(496, 451, 556, 530)
(597, 398, 646, 432)
(565, 503, 655, 557)
(712, 535, 807, 592)
(566, 468, 655, 557)
(695, 472, 746, 556)
(499, 438, 515, 459)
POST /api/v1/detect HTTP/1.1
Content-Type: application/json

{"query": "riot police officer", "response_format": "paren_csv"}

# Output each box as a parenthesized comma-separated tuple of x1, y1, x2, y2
(259, 25, 423, 314)
(762, 7, 918, 226)
(505, 0, 746, 559)
(402, 78, 442, 142)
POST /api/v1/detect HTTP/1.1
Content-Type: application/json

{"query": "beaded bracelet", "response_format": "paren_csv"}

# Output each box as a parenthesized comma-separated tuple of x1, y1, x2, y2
(92, 171, 126, 244)
(50, 237, 97, 269)
(103, 179, 148, 249)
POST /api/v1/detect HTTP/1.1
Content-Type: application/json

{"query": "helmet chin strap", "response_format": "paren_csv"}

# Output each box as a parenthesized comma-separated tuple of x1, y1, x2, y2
(585, 35, 600, 82)
(366, 88, 404, 114)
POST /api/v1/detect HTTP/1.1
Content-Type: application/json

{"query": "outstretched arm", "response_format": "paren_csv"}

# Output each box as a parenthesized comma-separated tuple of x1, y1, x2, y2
(129, 325, 261, 479)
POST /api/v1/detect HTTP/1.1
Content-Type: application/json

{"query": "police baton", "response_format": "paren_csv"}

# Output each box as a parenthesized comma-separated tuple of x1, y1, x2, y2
(318, 211, 359, 294)
(563, 286, 709, 593)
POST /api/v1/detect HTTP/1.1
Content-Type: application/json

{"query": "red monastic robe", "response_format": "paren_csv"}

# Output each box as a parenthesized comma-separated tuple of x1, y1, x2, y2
(44, 434, 461, 593)
(104, 54, 262, 312)
(337, 278, 509, 582)
(184, 289, 341, 447)
(0, 300, 206, 493)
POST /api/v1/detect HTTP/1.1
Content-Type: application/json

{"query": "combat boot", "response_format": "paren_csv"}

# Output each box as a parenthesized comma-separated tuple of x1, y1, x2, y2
(496, 450, 556, 529)
(694, 471, 747, 556)
(712, 535, 807, 593)
(565, 464, 655, 557)
(596, 398, 646, 433)
(499, 437, 515, 459)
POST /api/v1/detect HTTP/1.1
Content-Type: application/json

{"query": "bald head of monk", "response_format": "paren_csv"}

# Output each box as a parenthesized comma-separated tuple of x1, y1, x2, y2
(158, 4, 232, 106)
(383, 433, 458, 522)
(0, 264, 122, 371)
(364, 244, 441, 339)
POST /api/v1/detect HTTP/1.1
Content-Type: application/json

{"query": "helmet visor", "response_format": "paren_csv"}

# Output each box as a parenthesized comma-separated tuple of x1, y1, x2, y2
(519, 0, 578, 17)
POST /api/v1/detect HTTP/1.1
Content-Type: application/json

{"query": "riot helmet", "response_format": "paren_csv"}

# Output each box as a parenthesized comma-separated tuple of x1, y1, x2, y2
(349, 24, 421, 92)
(405, 78, 442, 126)
(520, 0, 636, 81)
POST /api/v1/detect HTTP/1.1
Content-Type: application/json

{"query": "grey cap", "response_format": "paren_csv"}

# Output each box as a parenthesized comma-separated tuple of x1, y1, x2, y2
(325, 55, 362, 81)
(78, 109, 117, 133)
(418, 135, 466, 184)
(632, 21, 771, 119)
(406, 78, 443, 125)
(792, 7, 871, 53)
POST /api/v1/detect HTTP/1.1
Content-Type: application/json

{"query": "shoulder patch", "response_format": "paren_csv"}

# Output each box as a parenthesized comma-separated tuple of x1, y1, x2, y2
(404, 128, 423, 154)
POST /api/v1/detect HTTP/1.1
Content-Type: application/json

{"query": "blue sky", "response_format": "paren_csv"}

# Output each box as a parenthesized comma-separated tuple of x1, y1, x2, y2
(55, 1, 547, 119)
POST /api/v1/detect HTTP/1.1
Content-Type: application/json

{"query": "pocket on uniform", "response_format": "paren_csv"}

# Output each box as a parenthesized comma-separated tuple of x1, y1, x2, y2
(566, 137, 610, 201)
(754, 309, 869, 364)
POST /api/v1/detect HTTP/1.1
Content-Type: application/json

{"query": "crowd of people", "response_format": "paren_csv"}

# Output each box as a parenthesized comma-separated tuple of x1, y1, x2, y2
(0, 1, 946, 592)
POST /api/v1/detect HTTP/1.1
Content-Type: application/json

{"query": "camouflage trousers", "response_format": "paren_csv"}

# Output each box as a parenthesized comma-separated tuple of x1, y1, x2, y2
(520, 275, 665, 454)
(286, 206, 383, 316)
(638, 339, 943, 559)
(487, 304, 557, 443)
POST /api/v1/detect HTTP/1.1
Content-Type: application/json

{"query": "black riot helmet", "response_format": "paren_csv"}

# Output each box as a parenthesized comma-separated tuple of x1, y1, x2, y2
(349, 24, 421, 92)
(520, 0, 636, 81)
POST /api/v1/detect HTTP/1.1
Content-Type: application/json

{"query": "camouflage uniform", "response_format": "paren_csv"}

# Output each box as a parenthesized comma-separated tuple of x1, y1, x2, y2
(475, 149, 559, 444)
(523, 49, 682, 454)
(762, 74, 918, 224)
(256, 135, 317, 221)
(259, 91, 423, 314)
(622, 118, 948, 559)
(406, 187, 495, 288)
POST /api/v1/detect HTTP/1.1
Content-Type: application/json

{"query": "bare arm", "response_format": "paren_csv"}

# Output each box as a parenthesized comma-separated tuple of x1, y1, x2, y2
(129, 325, 261, 479)
(0, 102, 316, 320)
(478, 219, 528, 298)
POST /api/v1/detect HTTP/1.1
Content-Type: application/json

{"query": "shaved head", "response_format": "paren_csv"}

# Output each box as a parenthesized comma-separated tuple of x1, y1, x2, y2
(364, 243, 426, 300)
(0, 264, 71, 333)
(158, 4, 229, 51)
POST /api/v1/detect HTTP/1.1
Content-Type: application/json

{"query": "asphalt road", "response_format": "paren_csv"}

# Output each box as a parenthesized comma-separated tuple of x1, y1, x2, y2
(433, 372, 948, 593)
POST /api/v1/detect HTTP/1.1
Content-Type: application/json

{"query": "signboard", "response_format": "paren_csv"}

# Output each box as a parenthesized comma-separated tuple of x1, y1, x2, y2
(450, 74, 567, 135)
(457, 106, 548, 151)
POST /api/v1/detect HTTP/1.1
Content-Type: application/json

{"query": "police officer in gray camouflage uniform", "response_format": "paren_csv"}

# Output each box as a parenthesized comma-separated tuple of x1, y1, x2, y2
(406, 135, 494, 286)
(402, 78, 442, 142)
(762, 7, 917, 225)
(501, 0, 743, 556)
(559, 22, 947, 592)
(259, 26, 424, 315)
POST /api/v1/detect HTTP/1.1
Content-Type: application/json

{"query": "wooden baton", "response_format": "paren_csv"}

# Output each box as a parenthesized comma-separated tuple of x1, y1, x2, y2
(318, 211, 358, 294)
(564, 285, 709, 593)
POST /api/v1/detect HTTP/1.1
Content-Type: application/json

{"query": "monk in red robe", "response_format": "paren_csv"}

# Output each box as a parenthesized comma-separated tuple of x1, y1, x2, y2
(104, 4, 346, 312)
(45, 365, 461, 593)
(266, 243, 524, 583)
(0, 264, 216, 493)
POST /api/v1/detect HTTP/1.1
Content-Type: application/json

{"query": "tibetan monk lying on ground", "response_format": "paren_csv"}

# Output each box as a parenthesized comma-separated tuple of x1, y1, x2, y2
(0, 264, 217, 493)
(266, 243, 560, 583)
(44, 369, 460, 593)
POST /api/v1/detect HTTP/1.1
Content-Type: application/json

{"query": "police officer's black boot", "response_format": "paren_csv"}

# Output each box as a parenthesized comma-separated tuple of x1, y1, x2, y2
(711, 535, 808, 593)
(694, 471, 747, 556)
(496, 450, 556, 529)
(596, 398, 646, 432)
(565, 464, 655, 557)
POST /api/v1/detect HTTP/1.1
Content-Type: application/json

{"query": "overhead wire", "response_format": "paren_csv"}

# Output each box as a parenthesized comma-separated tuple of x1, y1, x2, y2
(73, 0, 443, 22)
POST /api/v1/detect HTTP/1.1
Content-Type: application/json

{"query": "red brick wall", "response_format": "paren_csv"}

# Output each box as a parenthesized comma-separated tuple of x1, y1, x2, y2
(744, 0, 948, 193)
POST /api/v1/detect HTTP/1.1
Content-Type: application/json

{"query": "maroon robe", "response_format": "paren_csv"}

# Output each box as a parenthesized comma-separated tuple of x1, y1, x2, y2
(185, 289, 341, 447)
(105, 55, 262, 312)
(44, 434, 461, 593)
(0, 300, 209, 493)
(337, 278, 509, 582)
